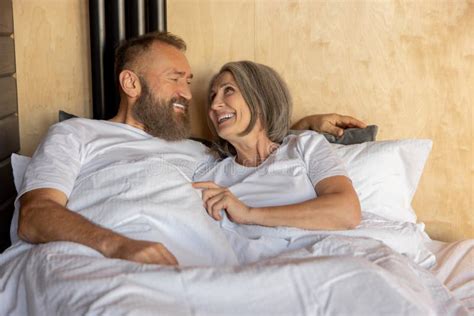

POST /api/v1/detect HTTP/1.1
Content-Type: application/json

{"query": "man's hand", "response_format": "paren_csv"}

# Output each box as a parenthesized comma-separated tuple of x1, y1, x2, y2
(193, 181, 252, 224)
(292, 113, 367, 137)
(110, 238, 178, 265)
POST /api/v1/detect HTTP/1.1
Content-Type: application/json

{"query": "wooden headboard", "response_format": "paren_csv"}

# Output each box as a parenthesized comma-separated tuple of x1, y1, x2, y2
(0, 0, 19, 252)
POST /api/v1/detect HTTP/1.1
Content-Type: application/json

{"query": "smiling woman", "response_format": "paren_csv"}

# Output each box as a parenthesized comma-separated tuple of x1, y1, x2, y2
(193, 61, 361, 231)
(207, 61, 292, 161)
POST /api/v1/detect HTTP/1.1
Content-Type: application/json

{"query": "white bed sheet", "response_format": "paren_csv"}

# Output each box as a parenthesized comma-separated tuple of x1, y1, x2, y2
(0, 235, 469, 316)
(2, 153, 471, 315)
(427, 239, 474, 313)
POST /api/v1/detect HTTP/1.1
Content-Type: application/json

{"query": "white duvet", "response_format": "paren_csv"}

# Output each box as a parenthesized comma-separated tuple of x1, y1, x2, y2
(0, 156, 469, 315)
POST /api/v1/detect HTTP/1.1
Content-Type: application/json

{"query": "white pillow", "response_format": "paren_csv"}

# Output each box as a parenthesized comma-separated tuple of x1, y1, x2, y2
(10, 153, 31, 244)
(331, 139, 433, 223)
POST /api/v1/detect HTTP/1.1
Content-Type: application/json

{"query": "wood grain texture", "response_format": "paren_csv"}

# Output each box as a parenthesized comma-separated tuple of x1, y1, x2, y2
(169, 0, 473, 241)
(168, 0, 255, 139)
(12, 0, 92, 156)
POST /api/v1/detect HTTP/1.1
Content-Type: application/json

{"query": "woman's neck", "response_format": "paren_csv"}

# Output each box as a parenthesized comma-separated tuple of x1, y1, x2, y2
(232, 133, 279, 167)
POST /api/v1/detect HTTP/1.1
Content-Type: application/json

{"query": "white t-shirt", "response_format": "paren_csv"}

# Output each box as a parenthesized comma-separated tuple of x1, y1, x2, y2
(20, 118, 210, 198)
(19, 118, 238, 266)
(194, 131, 348, 208)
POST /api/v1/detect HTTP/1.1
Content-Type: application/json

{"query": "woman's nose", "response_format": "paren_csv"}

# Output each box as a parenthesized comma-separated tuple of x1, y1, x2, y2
(210, 96, 224, 110)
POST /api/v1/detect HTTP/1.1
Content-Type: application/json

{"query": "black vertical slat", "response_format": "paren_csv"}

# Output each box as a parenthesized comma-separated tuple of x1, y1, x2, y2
(126, 0, 146, 39)
(0, 158, 15, 205)
(88, 0, 167, 120)
(147, 0, 167, 32)
(0, 197, 15, 253)
(89, 0, 106, 119)
(103, 0, 126, 119)
(0, 0, 18, 253)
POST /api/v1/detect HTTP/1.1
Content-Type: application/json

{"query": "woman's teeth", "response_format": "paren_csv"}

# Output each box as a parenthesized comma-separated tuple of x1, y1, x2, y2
(218, 113, 235, 124)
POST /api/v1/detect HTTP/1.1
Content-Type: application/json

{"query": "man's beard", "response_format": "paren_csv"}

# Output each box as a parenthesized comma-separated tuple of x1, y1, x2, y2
(132, 79, 191, 141)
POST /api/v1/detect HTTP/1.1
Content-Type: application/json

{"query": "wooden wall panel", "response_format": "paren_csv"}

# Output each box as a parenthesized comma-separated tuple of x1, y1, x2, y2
(0, 114, 19, 160)
(12, 0, 92, 156)
(169, 0, 473, 241)
(167, 0, 255, 138)
(0, 76, 17, 118)
(0, 37, 15, 75)
(0, 0, 14, 33)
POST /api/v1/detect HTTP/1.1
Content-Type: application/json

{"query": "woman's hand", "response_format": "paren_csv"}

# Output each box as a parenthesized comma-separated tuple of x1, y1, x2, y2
(192, 181, 252, 224)
(292, 113, 367, 137)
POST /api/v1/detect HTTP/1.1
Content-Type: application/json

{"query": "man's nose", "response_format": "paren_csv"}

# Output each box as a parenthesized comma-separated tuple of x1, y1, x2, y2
(179, 82, 192, 100)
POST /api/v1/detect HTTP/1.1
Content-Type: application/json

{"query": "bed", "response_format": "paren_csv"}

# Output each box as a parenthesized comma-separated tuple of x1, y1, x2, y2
(0, 135, 472, 315)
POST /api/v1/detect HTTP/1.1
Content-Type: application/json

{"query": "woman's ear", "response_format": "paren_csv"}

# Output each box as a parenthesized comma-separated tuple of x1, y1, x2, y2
(119, 70, 141, 98)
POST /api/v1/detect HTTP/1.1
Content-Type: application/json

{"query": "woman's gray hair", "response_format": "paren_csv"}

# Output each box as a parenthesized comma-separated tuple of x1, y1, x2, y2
(207, 61, 293, 157)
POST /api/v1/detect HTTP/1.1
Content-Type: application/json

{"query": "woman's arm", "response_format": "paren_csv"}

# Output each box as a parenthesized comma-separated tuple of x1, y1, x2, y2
(192, 176, 361, 230)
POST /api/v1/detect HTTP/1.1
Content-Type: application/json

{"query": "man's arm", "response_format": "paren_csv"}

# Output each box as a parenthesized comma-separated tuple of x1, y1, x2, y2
(18, 188, 177, 265)
(292, 113, 367, 137)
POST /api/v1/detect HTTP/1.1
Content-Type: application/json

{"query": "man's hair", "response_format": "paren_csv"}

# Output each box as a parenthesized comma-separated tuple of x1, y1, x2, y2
(207, 61, 293, 157)
(114, 31, 186, 83)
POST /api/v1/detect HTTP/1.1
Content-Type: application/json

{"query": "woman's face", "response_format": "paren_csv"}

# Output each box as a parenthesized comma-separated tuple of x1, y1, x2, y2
(208, 72, 252, 141)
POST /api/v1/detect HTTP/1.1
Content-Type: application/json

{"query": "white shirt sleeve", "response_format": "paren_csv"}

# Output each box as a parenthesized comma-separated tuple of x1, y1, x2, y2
(296, 131, 348, 187)
(19, 121, 83, 198)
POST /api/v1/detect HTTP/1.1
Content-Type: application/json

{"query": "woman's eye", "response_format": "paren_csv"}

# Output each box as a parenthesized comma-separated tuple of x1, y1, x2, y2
(224, 86, 234, 95)
(209, 93, 216, 101)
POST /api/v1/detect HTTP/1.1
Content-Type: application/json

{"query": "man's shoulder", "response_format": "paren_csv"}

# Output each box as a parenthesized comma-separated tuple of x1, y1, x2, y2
(48, 117, 99, 133)
(50, 118, 135, 138)
(54, 117, 103, 129)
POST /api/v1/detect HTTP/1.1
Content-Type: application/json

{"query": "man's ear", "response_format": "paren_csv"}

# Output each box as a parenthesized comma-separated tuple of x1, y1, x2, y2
(119, 70, 141, 98)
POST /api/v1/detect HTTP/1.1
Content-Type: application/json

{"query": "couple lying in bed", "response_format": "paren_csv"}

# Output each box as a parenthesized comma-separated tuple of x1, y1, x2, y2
(17, 31, 365, 266)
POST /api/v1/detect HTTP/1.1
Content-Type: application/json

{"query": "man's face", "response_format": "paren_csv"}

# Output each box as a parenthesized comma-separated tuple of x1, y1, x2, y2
(132, 43, 194, 140)
(133, 77, 191, 140)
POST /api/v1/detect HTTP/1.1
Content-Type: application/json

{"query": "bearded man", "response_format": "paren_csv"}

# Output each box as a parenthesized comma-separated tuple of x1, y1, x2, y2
(17, 32, 365, 266)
